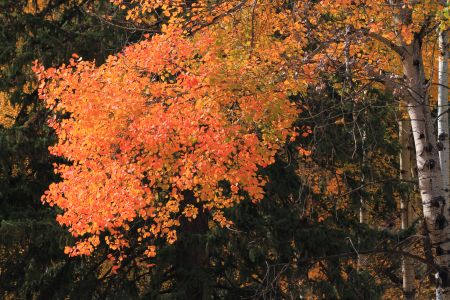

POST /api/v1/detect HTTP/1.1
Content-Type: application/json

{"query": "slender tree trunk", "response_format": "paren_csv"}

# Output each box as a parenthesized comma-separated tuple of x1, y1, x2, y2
(359, 201, 368, 224)
(357, 128, 369, 271)
(345, 23, 369, 270)
(438, 9, 450, 300)
(359, 130, 368, 226)
(399, 113, 416, 299)
(357, 199, 368, 271)
(438, 17, 449, 207)
(402, 39, 450, 299)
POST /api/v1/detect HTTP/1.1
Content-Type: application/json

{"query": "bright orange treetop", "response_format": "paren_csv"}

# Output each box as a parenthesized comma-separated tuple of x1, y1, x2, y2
(34, 26, 298, 260)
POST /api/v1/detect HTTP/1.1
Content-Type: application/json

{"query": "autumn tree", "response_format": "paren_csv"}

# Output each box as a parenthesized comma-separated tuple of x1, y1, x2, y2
(35, 20, 298, 263)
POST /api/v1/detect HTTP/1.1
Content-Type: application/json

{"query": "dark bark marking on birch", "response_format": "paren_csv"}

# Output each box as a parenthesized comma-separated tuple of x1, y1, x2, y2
(439, 270, 450, 288)
(424, 159, 436, 170)
(435, 214, 449, 230)
(431, 196, 445, 208)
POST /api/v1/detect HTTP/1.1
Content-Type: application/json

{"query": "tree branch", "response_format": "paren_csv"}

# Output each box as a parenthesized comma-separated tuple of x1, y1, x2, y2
(367, 31, 407, 58)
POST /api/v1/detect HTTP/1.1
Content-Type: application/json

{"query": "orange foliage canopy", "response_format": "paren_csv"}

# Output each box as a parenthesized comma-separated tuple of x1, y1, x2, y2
(34, 26, 297, 258)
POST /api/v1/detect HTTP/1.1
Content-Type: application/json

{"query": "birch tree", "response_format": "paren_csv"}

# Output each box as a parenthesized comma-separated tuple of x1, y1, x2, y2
(309, 0, 450, 297)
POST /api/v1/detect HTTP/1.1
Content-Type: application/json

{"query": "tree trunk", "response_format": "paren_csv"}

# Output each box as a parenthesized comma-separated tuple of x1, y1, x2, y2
(359, 201, 368, 224)
(402, 38, 450, 299)
(438, 18, 449, 207)
(357, 127, 370, 272)
(357, 193, 368, 270)
(399, 113, 416, 299)
(175, 190, 211, 300)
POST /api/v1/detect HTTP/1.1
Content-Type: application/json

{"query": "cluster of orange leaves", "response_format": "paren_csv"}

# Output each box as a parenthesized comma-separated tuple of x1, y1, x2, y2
(111, 0, 246, 28)
(34, 21, 298, 259)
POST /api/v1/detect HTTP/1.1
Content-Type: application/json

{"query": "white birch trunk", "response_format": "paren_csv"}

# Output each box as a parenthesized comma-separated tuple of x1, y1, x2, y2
(359, 130, 368, 226)
(358, 130, 368, 270)
(437, 7, 450, 299)
(357, 182, 369, 271)
(402, 39, 450, 299)
(438, 18, 449, 207)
